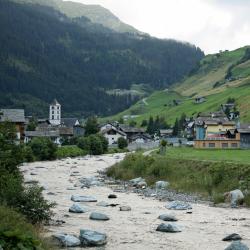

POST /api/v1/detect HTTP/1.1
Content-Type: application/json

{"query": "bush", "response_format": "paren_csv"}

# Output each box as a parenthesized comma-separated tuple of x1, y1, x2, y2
(22, 146, 35, 162)
(29, 138, 57, 161)
(16, 185, 55, 225)
(56, 145, 87, 158)
(77, 134, 108, 155)
(117, 137, 128, 149)
(0, 205, 47, 249)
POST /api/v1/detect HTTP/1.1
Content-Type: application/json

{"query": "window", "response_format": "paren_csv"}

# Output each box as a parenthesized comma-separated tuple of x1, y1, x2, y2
(52, 111, 54, 114)
(222, 143, 228, 148)
(57, 106, 60, 110)
(52, 115, 54, 119)
(57, 111, 59, 114)
(208, 143, 215, 148)
(231, 143, 238, 148)
(57, 116, 59, 119)
(52, 106, 54, 109)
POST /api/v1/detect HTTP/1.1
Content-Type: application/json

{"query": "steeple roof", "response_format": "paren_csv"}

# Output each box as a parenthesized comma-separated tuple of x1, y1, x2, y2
(51, 99, 60, 106)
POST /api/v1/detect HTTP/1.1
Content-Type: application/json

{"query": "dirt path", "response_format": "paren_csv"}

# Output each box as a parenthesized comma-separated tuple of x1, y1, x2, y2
(21, 154, 250, 250)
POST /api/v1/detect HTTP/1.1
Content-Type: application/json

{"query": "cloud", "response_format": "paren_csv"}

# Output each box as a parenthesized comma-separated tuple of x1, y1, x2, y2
(70, 0, 250, 54)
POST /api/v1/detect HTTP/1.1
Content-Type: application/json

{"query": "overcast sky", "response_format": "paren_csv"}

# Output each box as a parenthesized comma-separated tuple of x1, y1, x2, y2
(70, 0, 250, 54)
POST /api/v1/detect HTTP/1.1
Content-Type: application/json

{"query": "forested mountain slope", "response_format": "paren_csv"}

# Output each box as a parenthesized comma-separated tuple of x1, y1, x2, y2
(0, 0, 203, 117)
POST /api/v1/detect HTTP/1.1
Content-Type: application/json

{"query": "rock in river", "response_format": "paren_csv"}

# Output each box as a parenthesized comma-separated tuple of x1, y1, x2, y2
(156, 223, 182, 233)
(108, 194, 117, 199)
(223, 233, 242, 241)
(224, 189, 244, 208)
(53, 233, 80, 247)
(69, 204, 89, 213)
(158, 214, 178, 221)
(224, 241, 249, 250)
(120, 206, 131, 211)
(166, 201, 192, 210)
(80, 229, 107, 246)
(71, 195, 97, 202)
(89, 212, 110, 221)
(156, 181, 169, 190)
(96, 201, 109, 207)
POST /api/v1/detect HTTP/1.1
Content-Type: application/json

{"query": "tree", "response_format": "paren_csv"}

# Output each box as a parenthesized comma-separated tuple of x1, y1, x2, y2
(173, 118, 180, 136)
(84, 116, 99, 136)
(29, 137, 57, 161)
(129, 120, 137, 127)
(0, 122, 54, 224)
(26, 117, 37, 131)
(118, 137, 128, 149)
(141, 119, 148, 127)
(146, 116, 154, 135)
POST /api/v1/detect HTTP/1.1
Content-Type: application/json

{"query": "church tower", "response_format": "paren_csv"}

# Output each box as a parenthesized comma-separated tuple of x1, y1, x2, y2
(49, 99, 61, 125)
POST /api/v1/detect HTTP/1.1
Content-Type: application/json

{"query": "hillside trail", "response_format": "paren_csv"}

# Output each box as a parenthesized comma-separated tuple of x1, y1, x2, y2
(21, 154, 250, 250)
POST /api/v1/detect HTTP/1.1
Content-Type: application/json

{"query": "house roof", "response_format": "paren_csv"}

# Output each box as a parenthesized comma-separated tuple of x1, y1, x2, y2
(130, 133, 151, 140)
(51, 99, 60, 106)
(101, 127, 126, 136)
(0, 109, 25, 123)
(25, 130, 60, 137)
(61, 118, 79, 127)
(195, 117, 235, 126)
(160, 129, 173, 134)
(119, 125, 145, 133)
(59, 127, 74, 136)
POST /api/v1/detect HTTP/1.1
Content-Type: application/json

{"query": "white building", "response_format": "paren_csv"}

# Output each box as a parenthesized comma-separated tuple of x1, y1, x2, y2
(101, 127, 127, 145)
(49, 99, 61, 125)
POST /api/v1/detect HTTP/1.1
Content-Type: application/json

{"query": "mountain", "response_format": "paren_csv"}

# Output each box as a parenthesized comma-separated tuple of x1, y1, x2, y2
(105, 46, 250, 124)
(0, 0, 204, 117)
(16, 0, 139, 33)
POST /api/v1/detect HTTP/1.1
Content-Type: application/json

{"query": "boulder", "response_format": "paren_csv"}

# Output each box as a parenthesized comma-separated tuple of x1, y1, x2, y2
(79, 177, 102, 187)
(225, 241, 249, 250)
(129, 177, 144, 186)
(120, 206, 131, 211)
(166, 201, 192, 210)
(137, 181, 147, 189)
(53, 233, 80, 247)
(156, 223, 182, 233)
(224, 190, 244, 208)
(108, 194, 117, 199)
(156, 181, 169, 190)
(69, 204, 89, 213)
(89, 212, 110, 221)
(96, 201, 109, 207)
(223, 234, 242, 241)
(158, 214, 178, 221)
(79, 229, 107, 246)
(71, 195, 97, 202)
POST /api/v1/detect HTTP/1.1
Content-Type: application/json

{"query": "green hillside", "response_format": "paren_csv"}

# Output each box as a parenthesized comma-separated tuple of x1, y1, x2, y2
(105, 47, 250, 124)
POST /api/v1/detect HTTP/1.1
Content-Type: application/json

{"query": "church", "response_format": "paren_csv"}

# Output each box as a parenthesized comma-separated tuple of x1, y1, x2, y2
(24, 99, 84, 144)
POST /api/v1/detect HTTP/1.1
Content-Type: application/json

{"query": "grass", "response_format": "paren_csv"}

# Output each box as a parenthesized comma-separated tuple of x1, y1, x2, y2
(165, 147, 250, 165)
(107, 152, 250, 206)
(56, 145, 87, 159)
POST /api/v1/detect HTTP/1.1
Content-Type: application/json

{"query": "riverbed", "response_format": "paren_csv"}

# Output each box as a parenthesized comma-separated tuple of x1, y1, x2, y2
(21, 154, 250, 250)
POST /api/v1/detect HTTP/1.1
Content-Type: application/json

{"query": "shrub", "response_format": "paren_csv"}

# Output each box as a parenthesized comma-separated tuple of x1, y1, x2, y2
(0, 206, 47, 249)
(22, 145, 35, 162)
(117, 137, 128, 149)
(56, 145, 86, 158)
(29, 138, 57, 161)
(77, 134, 108, 155)
(16, 185, 55, 225)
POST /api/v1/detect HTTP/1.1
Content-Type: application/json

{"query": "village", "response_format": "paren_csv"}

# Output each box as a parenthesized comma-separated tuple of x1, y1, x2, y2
(1, 98, 250, 150)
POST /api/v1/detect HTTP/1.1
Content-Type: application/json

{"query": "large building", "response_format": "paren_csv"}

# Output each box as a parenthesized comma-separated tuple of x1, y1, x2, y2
(194, 112, 240, 149)
(0, 109, 25, 141)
